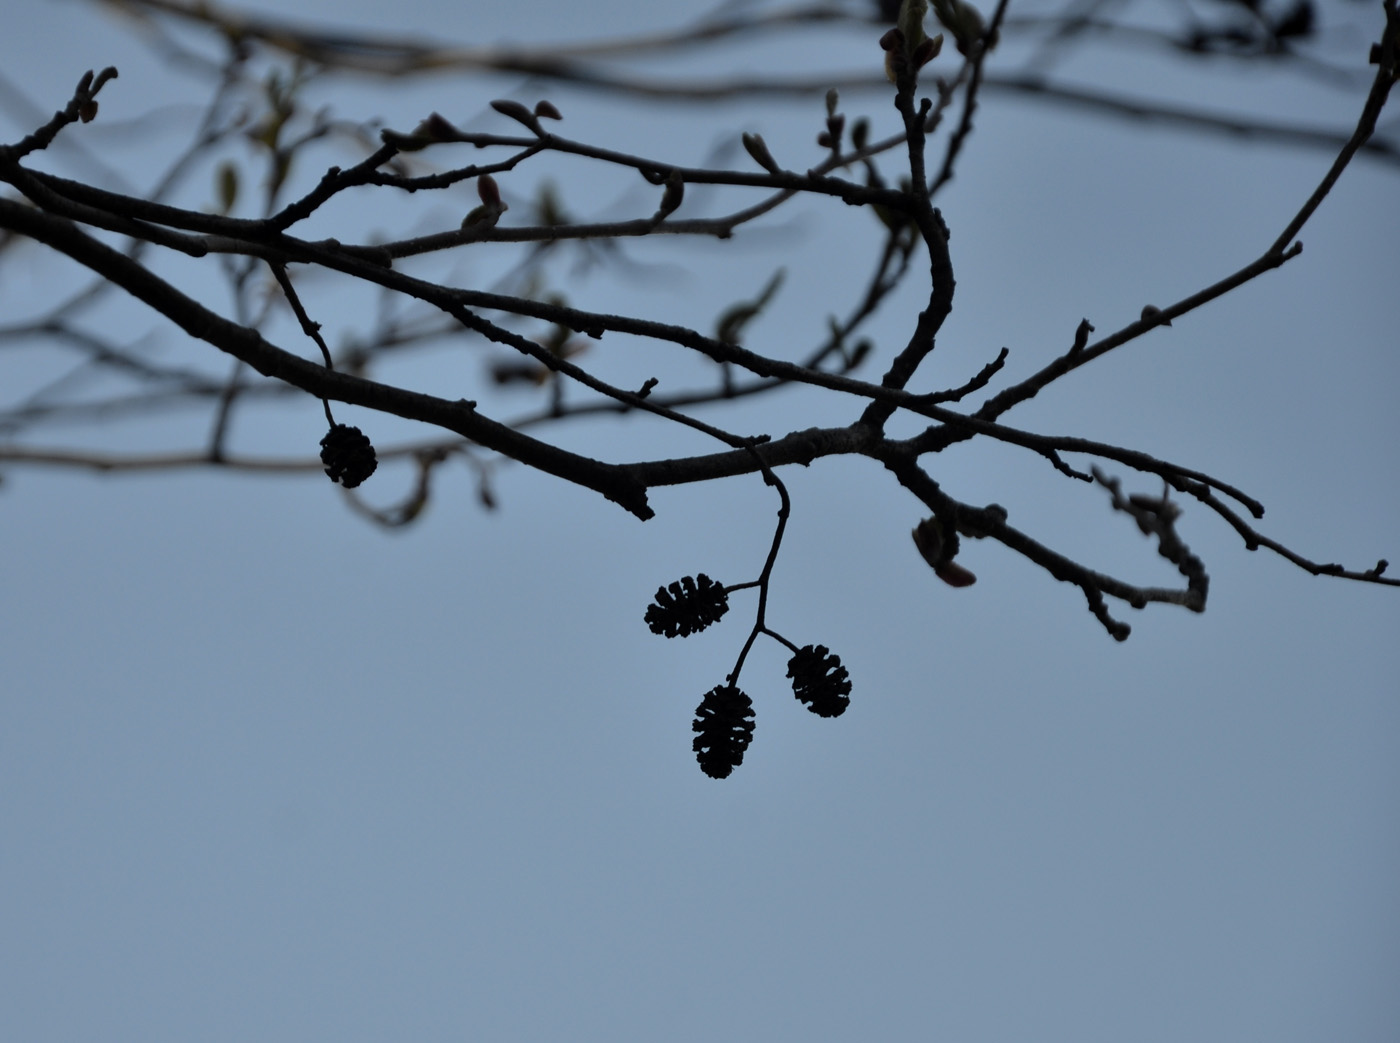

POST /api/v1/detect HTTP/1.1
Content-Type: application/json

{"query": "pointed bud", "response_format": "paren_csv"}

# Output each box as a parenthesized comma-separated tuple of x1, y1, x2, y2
(741, 132, 781, 174)
(490, 99, 543, 135)
(1071, 317, 1094, 354)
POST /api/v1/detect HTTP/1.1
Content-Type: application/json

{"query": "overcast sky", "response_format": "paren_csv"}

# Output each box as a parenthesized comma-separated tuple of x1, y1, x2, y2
(2, 1, 1398, 1040)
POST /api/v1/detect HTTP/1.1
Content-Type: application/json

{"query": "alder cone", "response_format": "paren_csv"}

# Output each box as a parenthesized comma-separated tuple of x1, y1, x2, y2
(692, 684, 756, 779)
(644, 574, 729, 638)
(319, 424, 377, 489)
(787, 644, 852, 718)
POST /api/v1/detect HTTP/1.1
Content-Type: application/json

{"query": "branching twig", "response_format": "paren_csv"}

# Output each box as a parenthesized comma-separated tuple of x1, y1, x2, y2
(2, 0, 1395, 669)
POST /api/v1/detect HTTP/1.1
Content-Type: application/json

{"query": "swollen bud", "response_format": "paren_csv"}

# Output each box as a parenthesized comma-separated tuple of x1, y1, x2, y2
(477, 173, 502, 208)
(463, 173, 507, 229)
(932, 0, 990, 56)
(898, 0, 931, 51)
(912, 515, 945, 569)
(881, 27, 906, 84)
(913, 516, 977, 587)
(911, 33, 944, 69)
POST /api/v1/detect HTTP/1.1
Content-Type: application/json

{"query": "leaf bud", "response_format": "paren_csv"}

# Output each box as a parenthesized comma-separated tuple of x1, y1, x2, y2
(489, 98, 543, 135)
(477, 173, 502, 208)
(741, 132, 781, 174)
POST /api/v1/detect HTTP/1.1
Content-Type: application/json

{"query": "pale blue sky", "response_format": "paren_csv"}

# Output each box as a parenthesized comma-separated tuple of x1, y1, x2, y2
(2, 1, 1398, 1040)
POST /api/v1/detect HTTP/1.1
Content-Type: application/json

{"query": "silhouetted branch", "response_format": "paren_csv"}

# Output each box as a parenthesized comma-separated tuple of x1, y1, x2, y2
(3, 0, 1396, 667)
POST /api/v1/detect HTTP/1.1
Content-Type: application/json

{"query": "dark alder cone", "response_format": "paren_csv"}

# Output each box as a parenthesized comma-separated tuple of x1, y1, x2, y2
(787, 645, 852, 718)
(319, 424, 378, 488)
(692, 684, 756, 779)
(644, 574, 729, 637)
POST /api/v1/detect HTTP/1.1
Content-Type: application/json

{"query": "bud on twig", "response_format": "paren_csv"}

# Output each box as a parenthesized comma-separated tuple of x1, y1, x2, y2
(476, 173, 501, 209)
(490, 98, 543, 136)
(741, 132, 781, 174)
(1070, 318, 1094, 355)
(462, 173, 508, 229)
(653, 169, 684, 221)
(913, 516, 977, 587)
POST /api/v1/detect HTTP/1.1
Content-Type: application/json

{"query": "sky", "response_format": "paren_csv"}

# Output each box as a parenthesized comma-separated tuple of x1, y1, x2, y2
(2, 0, 1398, 1040)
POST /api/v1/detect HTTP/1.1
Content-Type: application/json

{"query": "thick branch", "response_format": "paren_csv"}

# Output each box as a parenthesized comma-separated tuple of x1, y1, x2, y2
(0, 198, 653, 518)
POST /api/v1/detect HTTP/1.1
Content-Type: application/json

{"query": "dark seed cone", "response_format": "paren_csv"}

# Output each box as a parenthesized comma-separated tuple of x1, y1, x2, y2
(787, 644, 852, 718)
(320, 424, 378, 489)
(692, 684, 756, 779)
(644, 573, 729, 638)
